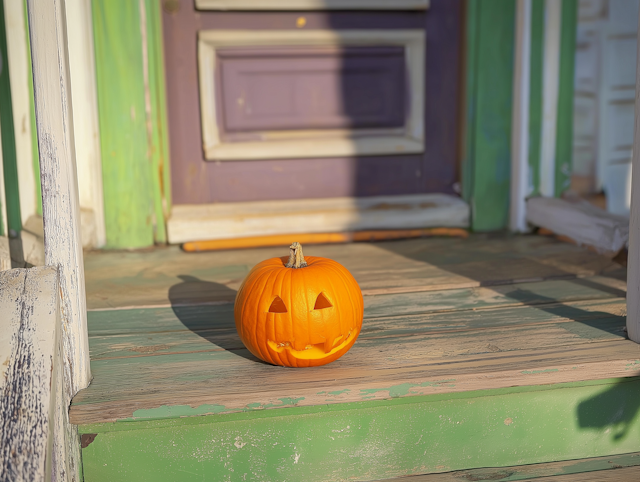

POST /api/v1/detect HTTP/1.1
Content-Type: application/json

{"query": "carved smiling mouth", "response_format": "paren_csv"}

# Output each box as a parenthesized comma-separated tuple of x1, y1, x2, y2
(267, 331, 354, 359)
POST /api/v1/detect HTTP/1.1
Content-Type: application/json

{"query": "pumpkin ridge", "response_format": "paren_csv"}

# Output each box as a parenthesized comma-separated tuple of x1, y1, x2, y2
(322, 261, 358, 331)
(245, 266, 276, 364)
(273, 264, 290, 366)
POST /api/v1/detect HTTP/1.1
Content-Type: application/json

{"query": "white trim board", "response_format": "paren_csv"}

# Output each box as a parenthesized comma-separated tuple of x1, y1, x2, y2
(510, 0, 532, 232)
(198, 29, 425, 161)
(65, 0, 106, 248)
(539, 0, 562, 197)
(167, 194, 469, 244)
(4, 0, 37, 226)
(195, 0, 430, 10)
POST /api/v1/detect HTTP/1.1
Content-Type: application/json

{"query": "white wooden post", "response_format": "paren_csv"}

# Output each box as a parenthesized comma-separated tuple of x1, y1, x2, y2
(539, 0, 562, 198)
(627, 4, 640, 342)
(510, 0, 532, 232)
(25, 0, 91, 394)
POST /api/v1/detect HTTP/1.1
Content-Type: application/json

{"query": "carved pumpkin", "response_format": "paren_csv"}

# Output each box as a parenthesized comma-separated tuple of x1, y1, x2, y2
(234, 242, 363, 367)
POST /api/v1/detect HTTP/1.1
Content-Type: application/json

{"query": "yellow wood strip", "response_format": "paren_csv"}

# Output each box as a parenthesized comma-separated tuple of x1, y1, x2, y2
(182, 228, 469, 252)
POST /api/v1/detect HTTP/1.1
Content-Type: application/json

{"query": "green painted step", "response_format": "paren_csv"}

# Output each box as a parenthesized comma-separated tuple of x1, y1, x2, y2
(79, 377, 640, 482)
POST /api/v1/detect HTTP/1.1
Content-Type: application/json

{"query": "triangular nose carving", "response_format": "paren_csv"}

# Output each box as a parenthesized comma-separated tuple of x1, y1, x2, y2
(269, 296, 287, 313)
(314, 292, 333, 310)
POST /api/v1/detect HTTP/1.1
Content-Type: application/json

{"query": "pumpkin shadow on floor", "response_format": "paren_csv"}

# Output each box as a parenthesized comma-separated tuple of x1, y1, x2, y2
(168, 275, 267, 364)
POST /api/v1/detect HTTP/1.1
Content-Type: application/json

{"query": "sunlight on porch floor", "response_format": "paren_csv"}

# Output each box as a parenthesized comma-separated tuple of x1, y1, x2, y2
(72, 234, 635, 426)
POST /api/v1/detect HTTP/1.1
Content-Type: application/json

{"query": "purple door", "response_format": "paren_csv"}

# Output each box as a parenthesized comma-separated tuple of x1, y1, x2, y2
(162, 1, 463, 204)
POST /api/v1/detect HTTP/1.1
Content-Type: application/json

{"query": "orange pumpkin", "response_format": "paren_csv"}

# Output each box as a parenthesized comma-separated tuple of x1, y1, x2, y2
(234, 242, 363, 367)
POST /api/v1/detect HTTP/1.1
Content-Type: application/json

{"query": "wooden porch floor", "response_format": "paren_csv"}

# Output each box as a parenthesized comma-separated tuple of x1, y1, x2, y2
(72, 234, 634, 425)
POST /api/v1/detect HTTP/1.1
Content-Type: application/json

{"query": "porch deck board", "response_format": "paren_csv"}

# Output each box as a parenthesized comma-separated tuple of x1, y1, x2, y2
(72, 235, 635, 426)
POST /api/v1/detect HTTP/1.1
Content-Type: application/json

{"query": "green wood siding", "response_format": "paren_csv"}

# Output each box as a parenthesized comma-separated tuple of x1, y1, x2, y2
(555, 0, 578, 196)
(463, 0, 516, 231)
(463, 0, 579, 230)
(92, 0, 169, 249)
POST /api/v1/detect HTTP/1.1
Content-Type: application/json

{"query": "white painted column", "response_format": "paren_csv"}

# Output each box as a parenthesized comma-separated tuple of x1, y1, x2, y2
(65, 0, 106, 248)
(511, 0, 532, 232)
(627, 4, 640, 343)
(26, 0, 91, 394)
(539, 0, 562, 197)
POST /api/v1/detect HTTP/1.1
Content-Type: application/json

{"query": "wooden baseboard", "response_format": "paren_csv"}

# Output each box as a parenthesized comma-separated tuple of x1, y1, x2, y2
(167, 194, 470, 244)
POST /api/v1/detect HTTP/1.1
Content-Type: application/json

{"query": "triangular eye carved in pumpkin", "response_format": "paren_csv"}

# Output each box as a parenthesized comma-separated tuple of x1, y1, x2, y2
(268, 296, 288, 313)
(314, 292, 333, 310)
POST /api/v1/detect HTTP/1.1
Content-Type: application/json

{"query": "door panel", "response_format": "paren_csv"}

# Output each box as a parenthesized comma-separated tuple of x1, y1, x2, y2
(218, 46, 406, 132)
(162, 1, 462, 204)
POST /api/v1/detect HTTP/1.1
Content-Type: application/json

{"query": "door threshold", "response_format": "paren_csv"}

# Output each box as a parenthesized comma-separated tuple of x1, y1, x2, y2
(167, 193, 469, 244)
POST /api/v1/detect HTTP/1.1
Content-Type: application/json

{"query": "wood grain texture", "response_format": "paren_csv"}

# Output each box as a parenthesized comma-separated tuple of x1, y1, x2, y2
(91, 0, 167, 248)
(72, 234, 631, 425)
(26, 0, 91, 394)
(78, 378, 640, 482)
(0, 267, 81, 482)
(84, 235, 623, 310)
(0, 235, 9, 270)
(463, 1, 515, 231)
(527, 197, 629, 254)
(65, 0, 106, 248)
(168, 194, 469, 244)
(375, 452, 640, 481)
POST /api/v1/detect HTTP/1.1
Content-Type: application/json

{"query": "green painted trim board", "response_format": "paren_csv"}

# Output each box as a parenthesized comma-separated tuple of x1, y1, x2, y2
(0, 0, 21, 236)
(528, 0, 544, 197)
(92, 0, 170, 248)
(144, 0, 171, 244)
(554, 0, 577, 197)
(462, 1, 516, 231)
(79, 377, 640, 482)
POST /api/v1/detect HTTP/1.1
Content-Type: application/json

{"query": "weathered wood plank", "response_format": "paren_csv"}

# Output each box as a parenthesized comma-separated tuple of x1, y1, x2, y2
(0, 267, 73, 481)
(26, 0, 91, 395)
(78, 377, 640, 482)
(84, 275, 626, 336)
(375, 452, 640, 481)
(71, 295, 632, 424)
(84, 235, 623, 309)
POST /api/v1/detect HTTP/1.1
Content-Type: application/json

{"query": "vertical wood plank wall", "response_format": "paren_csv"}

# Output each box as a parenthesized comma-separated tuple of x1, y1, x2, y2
(91, 0, 169, 248)
(463, 1, 516, 231)
(464, 0, 577, 231)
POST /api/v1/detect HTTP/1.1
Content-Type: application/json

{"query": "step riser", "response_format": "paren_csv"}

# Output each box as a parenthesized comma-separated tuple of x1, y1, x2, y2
(80, 377, 640, 482)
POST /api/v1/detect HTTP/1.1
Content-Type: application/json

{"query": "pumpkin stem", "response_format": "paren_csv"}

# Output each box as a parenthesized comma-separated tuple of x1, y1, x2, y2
(285, 242, 308, 269)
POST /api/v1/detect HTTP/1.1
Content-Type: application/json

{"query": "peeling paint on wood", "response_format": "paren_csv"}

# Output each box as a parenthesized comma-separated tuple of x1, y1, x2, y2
(26, 0, 91, 395)
(0, 267, 81, 482)
(78, 377, 640, 481)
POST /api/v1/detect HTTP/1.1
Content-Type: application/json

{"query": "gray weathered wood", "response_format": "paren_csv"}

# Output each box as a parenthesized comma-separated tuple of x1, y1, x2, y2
(0, 236, 9, 271)
(527, 197, 629, 254)
(0, 267, 81, 482)
(25, 0, 91, 393)
(627, 5, 640, 343)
